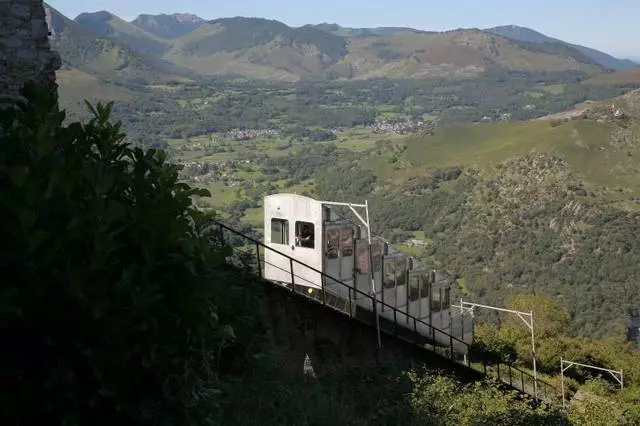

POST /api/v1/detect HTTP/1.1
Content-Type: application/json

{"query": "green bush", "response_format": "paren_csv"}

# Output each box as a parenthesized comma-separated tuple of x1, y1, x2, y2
(0, 84, 240, 425)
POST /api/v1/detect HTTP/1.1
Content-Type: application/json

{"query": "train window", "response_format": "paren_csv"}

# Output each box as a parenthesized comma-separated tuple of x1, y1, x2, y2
(372, 242, 382, 272)
(442, 287, 451, 310)
(326, 228, 339, 259)
(341, 227, 354, 257)
(271, 219, 289, 245)
(357, 243, 369, 273)
(395, 257, 407, 287)
(295, 221, 315, 248)
(409, 275, 420, 301)
(419, 277, 429, 300)
(430, 287, 441, 312)
(383, 257, 395, 289)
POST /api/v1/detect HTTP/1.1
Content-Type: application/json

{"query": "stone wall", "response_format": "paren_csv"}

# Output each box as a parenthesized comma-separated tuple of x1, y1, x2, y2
(0, 0, 60, 105)
(262, 282, 486, 383)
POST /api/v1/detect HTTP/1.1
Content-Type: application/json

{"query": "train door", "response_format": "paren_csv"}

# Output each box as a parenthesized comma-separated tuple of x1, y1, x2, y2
(371, 241, 383, 300)
(407, 270, 423, 321)
(382, 254, 399, 311)
(268, 216, 295, 283)
(395, 256, 408, 313)
(420, 272, 431, 324)
(355, 239, 371, 297)
(340, 226, 355, 281)
(324, 225, 341, 285)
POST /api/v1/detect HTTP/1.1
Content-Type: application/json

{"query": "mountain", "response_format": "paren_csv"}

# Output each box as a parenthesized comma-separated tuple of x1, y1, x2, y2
(485, 25, 637, 71)
(75, 11, 168, 54)
(161, 18, 603, 81)
(131, 13, 205, 39)
(61, 9, 609, 82)
(44, 4, 194, 85)
(162, 17, 350, 80)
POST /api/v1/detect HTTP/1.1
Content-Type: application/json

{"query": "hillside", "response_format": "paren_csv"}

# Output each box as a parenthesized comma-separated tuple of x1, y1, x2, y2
(585, 66, 640, 85)
(337, 30, 602, 80)
(131, 13, 205, 39)
(161, 19, 603, 81)
(305, 90, 640, 340)
(485, 25, 637, 71)
(45, 4, 194, 85)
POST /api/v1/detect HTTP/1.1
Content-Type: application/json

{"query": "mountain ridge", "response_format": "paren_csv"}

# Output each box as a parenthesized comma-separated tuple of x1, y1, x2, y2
(44, 3, 196, 85)
(485, 25, 637, 71)
(49, 7, 637, 83)
(66, 11, 606, 82)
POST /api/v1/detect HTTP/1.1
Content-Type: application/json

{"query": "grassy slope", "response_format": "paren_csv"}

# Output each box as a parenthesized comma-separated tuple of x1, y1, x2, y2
(56, 68, 135, 114)
(585, 67, 640, 84)
(394, 119, 640, 199)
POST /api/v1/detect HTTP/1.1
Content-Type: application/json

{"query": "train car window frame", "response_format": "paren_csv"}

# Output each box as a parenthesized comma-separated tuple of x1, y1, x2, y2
(409, 274, 420, 302)
(357, 242, 369, 273)
(442, 287, 451, 310)
(270, 218, 289, 245)
(326, 228, 339, 259)
(419, 276, 429, 301)
(340, 227, 354, 257)
(383, 256, 396, 289)
(295, 221, 315, 249)
(372, 242, 382, 272)
(395, 257, 407, 287)
(430, 286, 441, 313)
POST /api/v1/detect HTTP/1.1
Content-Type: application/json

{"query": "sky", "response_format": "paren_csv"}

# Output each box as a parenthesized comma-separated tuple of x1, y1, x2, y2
(48, 0, 639, 59)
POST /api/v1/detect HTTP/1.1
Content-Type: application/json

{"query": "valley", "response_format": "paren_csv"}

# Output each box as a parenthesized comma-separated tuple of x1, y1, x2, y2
(45, 2, 640, 346)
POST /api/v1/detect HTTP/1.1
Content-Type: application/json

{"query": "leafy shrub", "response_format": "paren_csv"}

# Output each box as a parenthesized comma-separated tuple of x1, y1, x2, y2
(0, 85, 239, 425)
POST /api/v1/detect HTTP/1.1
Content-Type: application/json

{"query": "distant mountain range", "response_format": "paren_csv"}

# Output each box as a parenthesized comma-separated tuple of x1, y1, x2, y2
(484, 25, 637, 71)
(43, 3, 638, 84)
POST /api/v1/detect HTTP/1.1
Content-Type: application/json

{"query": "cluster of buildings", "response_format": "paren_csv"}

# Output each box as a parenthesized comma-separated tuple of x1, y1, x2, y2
(368, 119, 435, 135)
(224, 128, 280, 141)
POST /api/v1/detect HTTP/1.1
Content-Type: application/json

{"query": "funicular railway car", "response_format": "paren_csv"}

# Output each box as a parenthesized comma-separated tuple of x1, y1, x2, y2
(263, 193, 474, 352)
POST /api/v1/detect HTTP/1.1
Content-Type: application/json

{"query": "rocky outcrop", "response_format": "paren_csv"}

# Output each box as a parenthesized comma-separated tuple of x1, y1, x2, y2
(0, 0, 61, 105)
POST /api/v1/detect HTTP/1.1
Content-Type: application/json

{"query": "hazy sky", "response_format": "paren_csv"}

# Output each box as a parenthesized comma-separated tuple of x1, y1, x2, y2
(48, 0, 639, 59)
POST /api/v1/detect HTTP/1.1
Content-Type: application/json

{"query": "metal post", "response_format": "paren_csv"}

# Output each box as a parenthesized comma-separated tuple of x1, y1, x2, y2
(530, 310, 538, 401)
(393, 309, 398, 337)
(255, 243, 262, 278)
(289, 258, 295, 292)
(365, 200, 382, 349)
(321, 272, 326, 305)
(508, 364, 513, 387)
(561, 357, 566, 409)
(449, 335, 454, 360)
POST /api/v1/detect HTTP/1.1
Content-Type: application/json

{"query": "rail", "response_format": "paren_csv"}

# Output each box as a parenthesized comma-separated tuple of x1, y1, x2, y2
(213, 221, 557, 402)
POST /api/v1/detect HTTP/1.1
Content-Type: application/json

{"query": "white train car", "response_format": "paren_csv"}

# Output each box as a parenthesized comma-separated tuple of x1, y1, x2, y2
(263, 193, 473, 351)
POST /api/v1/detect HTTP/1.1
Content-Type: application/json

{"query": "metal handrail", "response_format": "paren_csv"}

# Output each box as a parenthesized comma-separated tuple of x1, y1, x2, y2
(215, 221, 469, 348)
(214, 221, 556, 401)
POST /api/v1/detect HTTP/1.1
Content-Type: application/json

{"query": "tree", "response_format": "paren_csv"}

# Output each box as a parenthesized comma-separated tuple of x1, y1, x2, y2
(0, 84, 245, 425)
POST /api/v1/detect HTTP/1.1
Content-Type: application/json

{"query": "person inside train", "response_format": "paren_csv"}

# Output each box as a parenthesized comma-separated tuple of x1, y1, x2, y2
(296, 223, 314, 248)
